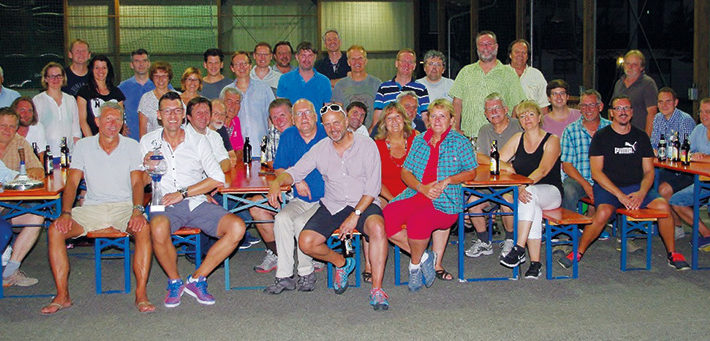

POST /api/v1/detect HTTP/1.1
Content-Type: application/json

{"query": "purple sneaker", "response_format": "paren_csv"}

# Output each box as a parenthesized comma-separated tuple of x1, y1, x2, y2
(184, 275, 215, 305)
(164, 278, 184, 308)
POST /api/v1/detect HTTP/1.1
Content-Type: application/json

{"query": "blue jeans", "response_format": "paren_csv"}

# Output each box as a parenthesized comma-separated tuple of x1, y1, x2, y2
(562, 177, 587, 212)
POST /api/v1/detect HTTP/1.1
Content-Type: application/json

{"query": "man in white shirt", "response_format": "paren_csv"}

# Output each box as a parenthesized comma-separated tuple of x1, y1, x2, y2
(141, 92, 245, 308)
(11, 97, 47, 155)
(185, 97, 230, 172)
(417, 50, 454, 102)
(506, 39, 550, 113)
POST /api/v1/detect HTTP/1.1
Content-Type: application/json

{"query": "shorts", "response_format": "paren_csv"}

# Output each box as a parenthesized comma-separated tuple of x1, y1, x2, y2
(669, 184, 710, 207)
(302, 202, 383, 242)
(658, 169, 694, 193)
(151, 200, 230, 238)
(72, 201, 133, 237)
(593, 183, 661, 210)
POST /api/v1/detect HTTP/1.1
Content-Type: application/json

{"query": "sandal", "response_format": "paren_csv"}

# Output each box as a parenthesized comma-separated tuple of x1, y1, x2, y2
(362, 271, 372, 283)
(435, 269, 453, 281)
(136, 301, 156, 313)
(40, 301, 73, 315)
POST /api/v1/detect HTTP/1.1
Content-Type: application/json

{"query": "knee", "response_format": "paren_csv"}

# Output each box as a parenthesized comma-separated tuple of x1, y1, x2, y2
(298, 233, 316, 253)
(220, 215, 246, 243)
(649, 198, 671, 213)
(658, 183, 673, 199)
(149, 216, 171, 242)
(364, 217, 386, 241)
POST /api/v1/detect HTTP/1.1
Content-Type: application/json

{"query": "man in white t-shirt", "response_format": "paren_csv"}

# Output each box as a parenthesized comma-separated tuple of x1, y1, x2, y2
(417, 50, 454, 102)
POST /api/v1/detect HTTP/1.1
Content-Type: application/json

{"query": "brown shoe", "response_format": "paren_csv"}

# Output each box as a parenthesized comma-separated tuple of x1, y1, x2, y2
(3, 270, 39, 287)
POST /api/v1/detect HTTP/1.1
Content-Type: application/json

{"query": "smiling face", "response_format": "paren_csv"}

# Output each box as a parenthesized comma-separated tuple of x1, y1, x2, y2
(322, 110, 348, 142)
(45, 66, 65, 91)
(623, 55, 643, 79)
(611, 98, 633, 126)
(429, 107, 453, 135)
(292, 101, 317, 136)
(230, 54, 251, 80)
(151, 69, 170, 90)
(395, 51, 416, 78)
(579, 94, 603, 122)
(97, 107, 123, 139)
(548, 87, 569, 109)
(657, 91, 678, 116)
(130, 53, 150, 76)
(476, 34, 498, 63)
(324, 31, 341, 53)
(210, 102, 227, 130)
(187, 102, 211, 133)
(0, 114, 19, 144)
(398, 95, 418, 120)
(296, 49, 316, 71)
(517, 109, 542, 131)
(203, 55, 223, 77)
(15, 100, 35, 127)
(223, 92, 241, 121)
(69, 42, 90, 65)
(509, 41, 528, 68)
(274, 45, 292, 68)
(484, 99, 507, 125)
(347, 49, 367, 73)
(384, 109, 405, 135)
(269, 104, 293, 133)
(182, 72, 201, 93)
(92, 60, 108, 83)
(158, 98, 185, 133)
(254, 45, 273, 69)
(347, 106, 366, 131)
(700, 102, 710, 129)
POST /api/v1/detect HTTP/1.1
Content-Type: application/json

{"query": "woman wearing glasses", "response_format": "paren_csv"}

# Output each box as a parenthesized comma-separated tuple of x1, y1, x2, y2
(33, 62, 81, 157)
(180, 67, 202, 105)
(138, 61, 178, 138)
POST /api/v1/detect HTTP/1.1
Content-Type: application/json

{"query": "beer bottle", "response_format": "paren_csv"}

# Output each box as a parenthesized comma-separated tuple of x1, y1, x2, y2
(672, 131, 681, 162)
(242, 137, 252, 164)
(32, 142, 40, 160)
(681, 133, 691, 166)
(44, 145, 53, 176)
(260, 135, 268, 165)
(17, 148, 26, 176)
(657, 134, 667, 162)
(60, 137, 70, 168)
(489, 140, 500, 175)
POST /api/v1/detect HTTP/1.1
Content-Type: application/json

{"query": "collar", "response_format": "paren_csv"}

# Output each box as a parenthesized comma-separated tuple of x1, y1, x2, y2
(423, 126, 452, 148)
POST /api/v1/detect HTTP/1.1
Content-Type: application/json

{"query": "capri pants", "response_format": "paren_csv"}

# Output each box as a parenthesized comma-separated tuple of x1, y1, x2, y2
(518, 184, 561, 240)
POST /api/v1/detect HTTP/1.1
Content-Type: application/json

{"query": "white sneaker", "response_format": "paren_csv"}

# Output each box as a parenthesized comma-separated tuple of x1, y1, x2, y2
(500, 239, 514, 259)
(675, 226, 686, 240)
(1, 245, 11, 267)
(465, 239, 493, 258)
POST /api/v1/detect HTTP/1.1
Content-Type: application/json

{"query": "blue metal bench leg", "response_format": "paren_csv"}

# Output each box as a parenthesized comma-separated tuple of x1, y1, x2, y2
(94, 236, 131, 294)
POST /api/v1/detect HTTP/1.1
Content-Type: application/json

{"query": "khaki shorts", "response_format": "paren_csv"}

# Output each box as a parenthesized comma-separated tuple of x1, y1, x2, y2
(72, 202, 133, 237)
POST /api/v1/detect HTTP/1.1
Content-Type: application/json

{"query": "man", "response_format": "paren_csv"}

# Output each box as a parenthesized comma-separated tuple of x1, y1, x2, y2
(611, 49, 658, 135)
(559, 89, 611, 212)
(250, 42, 281, 94)
(371, 49, 430, 133)
(263, 99, 328, 294)
(315, 30, 351, 88)
(559, 95, 690, 270)
(118, 49, 153, 141)
(417, 50, 454, 102)
(397, 91, 426, 133)
(0, 66, 20, 108)
(11, 97, 47, 152)
(141, 92, 246, 307)
(224, 51, 275, 159)
(651, 87, 696, 239)
(263, 98, 294, 163)
(277, 42, 332, 116)
(62, 39, 91, 96)
(201, 48, 233, 100)
(208, 98, 237, 167)
(185, 97, 231, 172)
(346, 101, 369, 137)
(450, 31, 526, 137)
(465, 93, 522, 259)
(506, 39, 549, 112)
(542, 79, 581, 137)
(331, 45, 381, 129)
(0, 108, 45, 288)
(40, 102, 153, 314)
(273, 41, 294, 75)
(266, 104, 390, 310)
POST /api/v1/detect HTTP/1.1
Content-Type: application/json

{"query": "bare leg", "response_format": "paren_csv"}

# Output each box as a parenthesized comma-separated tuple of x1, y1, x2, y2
(647, 198, 675, 253)
(659, 182, 682, 228)
(249, 205, 276, 243)
(299, 231, 345, 267)
(131, 224, 153, 311)
(671, 205, 710, 237)
(363, 215, 387, 289)
(193, 214, 245, 278)
(9, 214, 44, 263)
(431, 228, 450, 272)
(362, 239, 371, 273)
(149, 215, 180, 280)
(527, 239, 541, 262)
(578, 204, 615, 254)
(41, 220, 84, 314)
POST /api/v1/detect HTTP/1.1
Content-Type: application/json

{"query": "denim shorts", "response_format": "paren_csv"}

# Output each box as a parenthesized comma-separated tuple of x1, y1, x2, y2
(669, 184, 709, 207)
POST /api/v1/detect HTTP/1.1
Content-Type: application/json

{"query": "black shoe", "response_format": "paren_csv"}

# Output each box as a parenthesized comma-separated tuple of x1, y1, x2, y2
(499, 245, 526, 268)
(524, 262, 542, 279)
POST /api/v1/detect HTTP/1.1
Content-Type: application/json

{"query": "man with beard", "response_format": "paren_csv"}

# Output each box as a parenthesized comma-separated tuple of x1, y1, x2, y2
(450, 31, 526, 137)
(11, 97, 47, 155)
(558, 95, 690, 270)
(277, 42, 332, 115)
(611, 50, 658, 135)
(273, 41, 294, 75)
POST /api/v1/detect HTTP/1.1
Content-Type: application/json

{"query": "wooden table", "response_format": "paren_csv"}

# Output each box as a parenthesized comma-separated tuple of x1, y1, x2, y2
(458, 165, 533, 282)
(654, 160, 710, 270)
(0, 169, 65, 299)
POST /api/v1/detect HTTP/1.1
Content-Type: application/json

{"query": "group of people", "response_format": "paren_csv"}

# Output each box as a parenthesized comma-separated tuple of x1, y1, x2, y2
(0, 28, 705, 314)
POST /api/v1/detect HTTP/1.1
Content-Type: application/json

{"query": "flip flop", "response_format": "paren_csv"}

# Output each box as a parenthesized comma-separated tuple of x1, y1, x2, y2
(136, 301, 156, 313)
(40, 302, 73, 315)
(435, 269, 453, 281)
(361, 271, 372, 283)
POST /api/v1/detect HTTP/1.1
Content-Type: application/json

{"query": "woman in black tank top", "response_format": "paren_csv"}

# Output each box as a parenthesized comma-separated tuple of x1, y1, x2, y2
(495, 100, 562, 279)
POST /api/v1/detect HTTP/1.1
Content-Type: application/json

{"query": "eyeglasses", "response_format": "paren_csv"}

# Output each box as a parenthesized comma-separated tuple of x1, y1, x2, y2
(46, 75, 63, 80)
(320, 104, 346, 115)
(613, 106, 632, 111)
(160, 108, 184, 115)
(294, 110, 313, 117)
(426, 62, 443, 67)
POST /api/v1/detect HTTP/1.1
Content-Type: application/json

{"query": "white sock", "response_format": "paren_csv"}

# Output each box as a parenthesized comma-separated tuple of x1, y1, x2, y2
(408, 262, 421, 271)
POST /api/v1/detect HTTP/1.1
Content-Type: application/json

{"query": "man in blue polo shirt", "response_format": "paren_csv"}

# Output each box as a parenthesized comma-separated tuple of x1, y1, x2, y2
(276, 42, 332, 117)
(118, 49, 153, 140)
(263, 99, 327, 294)
(370, 48, 429, 133)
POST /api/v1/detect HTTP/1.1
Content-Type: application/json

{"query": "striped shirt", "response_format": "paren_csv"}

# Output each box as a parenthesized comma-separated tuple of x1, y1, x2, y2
(374, 77, 430, 115)
(560, 117, 611, 183)
(650, 108, 695, 148)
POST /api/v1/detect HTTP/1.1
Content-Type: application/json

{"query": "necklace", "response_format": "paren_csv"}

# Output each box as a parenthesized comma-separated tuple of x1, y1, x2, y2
(386, 138, 407, 168)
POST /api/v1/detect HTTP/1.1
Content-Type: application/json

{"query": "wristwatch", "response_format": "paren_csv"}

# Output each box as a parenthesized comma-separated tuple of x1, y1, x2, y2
(179, 187, 189, 199)
(133, 205, 145, 213)
(354, 209, 362, 216)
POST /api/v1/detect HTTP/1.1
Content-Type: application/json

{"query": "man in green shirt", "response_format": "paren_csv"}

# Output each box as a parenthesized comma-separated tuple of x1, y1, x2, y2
(450, 31, 526, 137)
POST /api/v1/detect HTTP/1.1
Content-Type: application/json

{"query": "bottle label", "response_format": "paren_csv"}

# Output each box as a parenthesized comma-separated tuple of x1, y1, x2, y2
(658, 146, 666, 160)
(489, 159, 497, 173)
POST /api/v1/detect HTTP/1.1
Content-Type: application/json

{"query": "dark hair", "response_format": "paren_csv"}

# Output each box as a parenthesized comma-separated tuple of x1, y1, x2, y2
(158, 91, 183, 108)
(131, 48, 149, 57)
(346, 101, 368, 119)
(87, 55, 116, 92)
(203, 48, 224, 63)
(273, 41, 293, 54)
(254, 42, 272, 53)
(186, 96, 212, 117)
(507, 39, 530, 64)
(546, 79, 569, 97)
(268, 98, 292, 113)
(296, 41, 317, 55)
(611, 95, 631, 107)
(658, 86, 677, 100)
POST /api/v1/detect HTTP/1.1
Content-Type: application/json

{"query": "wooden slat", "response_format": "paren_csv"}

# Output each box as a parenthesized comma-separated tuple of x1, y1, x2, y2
(173, 227, 201, 236)
(616, 208, 668, 220)
(543, 208, 592, 225)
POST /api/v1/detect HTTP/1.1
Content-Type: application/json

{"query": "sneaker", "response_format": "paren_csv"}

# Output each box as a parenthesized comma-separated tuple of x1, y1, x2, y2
(675, 226, 686, 240)
(465, 239, 493, 258)
(297, 272, 316, 292)
(1, 245, 11, 267)
(408, 267, 423, 292)
(697, 236, 710, 251)
(164, 278, 184, 308)
(599, 230, 610, 240)
(667, 252, 690, 271)
(313, 260, 326, 273)
(263, 276, 297, 294)
(524, 262, 542, 279)
(253, 250, 278, 273)
(500, 239, 514, 259)
(616, 239, 643, 253)
(184, 276, 215, 305)
(499, 245, 526, 268)
(333, 258, 355, 295)
(239, 231, 261, 250)
(369, 288, 390, 311)
(558, 251, 581, 269)
(2, 270, 39, 287)
(420, 250, 437, 288)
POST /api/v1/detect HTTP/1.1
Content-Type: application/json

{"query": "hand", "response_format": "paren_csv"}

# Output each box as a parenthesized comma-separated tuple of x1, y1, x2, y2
(27, 168, 44, 180)
(143, 151, 155, 165)
(161, 192, 183, 206)
(267, 183, 283, 208)
(338, 213, 358, 240)
(126, 212, 148, 234)
(625, 191, 645, 210)
(692, 153, 706, 162)
(432, 178, 450, 193)
(294, 181, 312, 200)
(206, 194, 219, 205)
(419, 181, 443, 200)
(582, 183, 594, 202)
(54, 213, 73, 234)
(518, 185, 532, 204)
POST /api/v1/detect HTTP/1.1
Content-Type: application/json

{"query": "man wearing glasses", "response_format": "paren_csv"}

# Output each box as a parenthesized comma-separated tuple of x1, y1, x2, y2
(558, 95, 690, 270)
(267, 103, 390, 310)
(250, 42, 281, 94)
(417, 50, 454, 102)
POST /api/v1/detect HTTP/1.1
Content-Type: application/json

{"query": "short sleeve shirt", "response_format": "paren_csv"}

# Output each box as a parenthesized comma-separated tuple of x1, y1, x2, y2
(417, 77, 454, 102)
(689, 124, 710, 155)
(332, 75, 382, 128)
(118, 76, 156, 141)
(200, 77, 233, 100)
(611, 73, 658, 130)
(589, 125, 653, 187)
(62, 67, 90, 96)
(374, 78, 430, 115)
(276, 69, 332, 116)
(274, 125, 328, 203)
(76, 85, 126, 135)
(476, 117, 523, 156)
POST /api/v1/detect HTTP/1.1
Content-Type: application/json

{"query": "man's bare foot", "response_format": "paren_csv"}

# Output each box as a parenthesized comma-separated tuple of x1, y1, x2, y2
(40, 300, 73, 315)
(136, 301, 156, 313)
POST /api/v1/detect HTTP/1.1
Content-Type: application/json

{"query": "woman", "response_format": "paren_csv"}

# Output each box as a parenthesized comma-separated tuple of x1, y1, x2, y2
(32, 62, 81, 157)
(383, 99, 477, 292)
(76, 55, 125, 136)
(541, 79, 580, 137)
(138, 61, 177, 137)
(498, 100, 562, 279)
(179, 67, 202, 105)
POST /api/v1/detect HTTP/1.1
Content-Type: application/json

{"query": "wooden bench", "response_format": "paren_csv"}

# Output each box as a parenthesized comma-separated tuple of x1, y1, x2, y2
(326, 229, 362, 289)
(543, 208, 593, 280)
(616, 208, 668, 271)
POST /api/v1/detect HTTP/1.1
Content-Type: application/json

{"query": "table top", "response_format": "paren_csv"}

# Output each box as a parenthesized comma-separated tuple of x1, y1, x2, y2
(464, 165, 533, 187)
(653, 160, 710, 177)
(0, 169, 66, 200)
(219, 161, 290, 194)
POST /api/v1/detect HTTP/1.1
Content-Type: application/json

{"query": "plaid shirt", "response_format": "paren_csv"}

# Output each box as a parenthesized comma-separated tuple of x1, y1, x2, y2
(392, 129, 477, 214)
(560, 117, 611, 183)
(264, 126, 281, 162)
(650, 109, 696, 148)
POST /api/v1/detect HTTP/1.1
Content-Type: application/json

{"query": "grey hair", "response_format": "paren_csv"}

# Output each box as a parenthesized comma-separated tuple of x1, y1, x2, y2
(323, 29, 340, 41)
(292, 98, 316, 116)
(422, 50, 446, 67)
(99, 100, 124, 118)
(396, 90, 418, 102)
(219, 86, 242, 100)
(484, 92, 504, 104)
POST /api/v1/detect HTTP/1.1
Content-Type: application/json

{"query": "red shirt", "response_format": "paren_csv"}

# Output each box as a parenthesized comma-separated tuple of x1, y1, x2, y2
(375, 133, 416, 197)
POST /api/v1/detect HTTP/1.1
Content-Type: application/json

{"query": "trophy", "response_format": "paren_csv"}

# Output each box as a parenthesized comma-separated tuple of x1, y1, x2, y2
(144, 142, 167, 212)
(3, 148, 44, 191)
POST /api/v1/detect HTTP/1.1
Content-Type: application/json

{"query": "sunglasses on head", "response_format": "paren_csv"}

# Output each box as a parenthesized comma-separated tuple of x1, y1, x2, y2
(320, 103, 345, 115)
